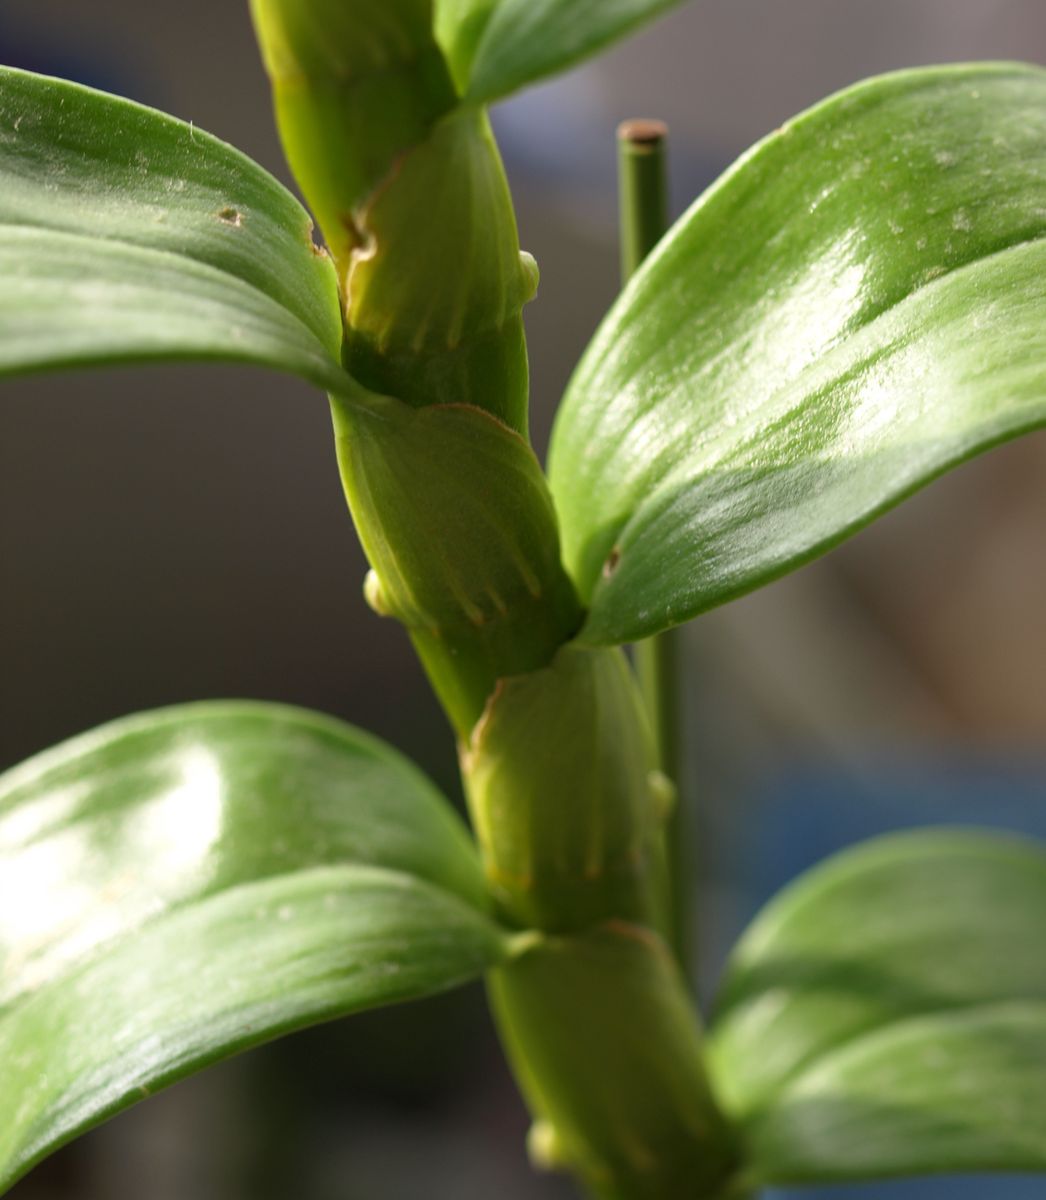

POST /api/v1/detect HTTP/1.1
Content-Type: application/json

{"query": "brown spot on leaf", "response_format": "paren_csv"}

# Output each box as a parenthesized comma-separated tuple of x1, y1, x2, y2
(216, 207, 244, 227)
(305, 220, 329, 258)
(602, 546, 622, 579)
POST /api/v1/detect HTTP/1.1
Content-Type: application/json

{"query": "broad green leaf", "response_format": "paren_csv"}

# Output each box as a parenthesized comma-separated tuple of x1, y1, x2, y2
(0, 702, 508, 1191)
(741, 1005, 1046, 1183)
(0, 66, 349, 392)
(708, 829, 1046, 1183)
(438, 0, 689, 104)
(548, 64, 1046, 645)
(434, 0, 498, 92)
(0, 701, 488, 1007)
(1, 866, 508, 1194)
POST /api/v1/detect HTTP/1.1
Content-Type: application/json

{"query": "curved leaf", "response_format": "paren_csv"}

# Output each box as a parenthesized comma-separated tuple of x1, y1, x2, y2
(742, 1004, 1046, 1183)
(548, 63, 1046, 644)
(437, 0, 688, 103)
(2, 866, 507, 1194)
(0, 66, 349, 392)
(708, 829, 1046, 1183)
(0, 702, 507, 1191)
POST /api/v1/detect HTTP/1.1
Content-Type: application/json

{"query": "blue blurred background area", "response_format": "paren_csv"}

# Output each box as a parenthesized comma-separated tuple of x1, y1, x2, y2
(2, 2, 1046, 1198)
(741, 757, 1046, 917)
(766, 1177, 1043, 1200)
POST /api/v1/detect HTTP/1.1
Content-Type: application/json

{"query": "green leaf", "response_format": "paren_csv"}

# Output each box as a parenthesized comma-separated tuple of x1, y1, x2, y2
(2, 867, 509, 1195)
(708, 829, 1046, 1183)
(438, 0, 688, 103)
(0, 66, 350, 393)
(434, 0, 498, 92)
(548, 63, 1046, 645)
(0, 702, 508, 1192)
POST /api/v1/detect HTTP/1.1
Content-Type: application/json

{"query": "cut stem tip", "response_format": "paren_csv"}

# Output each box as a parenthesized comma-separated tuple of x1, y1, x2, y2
(617, 118, 669, 147)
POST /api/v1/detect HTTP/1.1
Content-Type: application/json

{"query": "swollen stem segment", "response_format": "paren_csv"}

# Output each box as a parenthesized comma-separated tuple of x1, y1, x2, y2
(250, 0, 535, 434)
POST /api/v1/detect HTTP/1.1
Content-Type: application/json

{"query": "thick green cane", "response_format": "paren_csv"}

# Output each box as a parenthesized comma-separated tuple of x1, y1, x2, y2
(252, 5, 740, 1194)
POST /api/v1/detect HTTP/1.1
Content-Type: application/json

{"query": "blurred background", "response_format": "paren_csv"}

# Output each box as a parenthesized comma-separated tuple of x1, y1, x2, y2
(2, 2, 1045, 1197)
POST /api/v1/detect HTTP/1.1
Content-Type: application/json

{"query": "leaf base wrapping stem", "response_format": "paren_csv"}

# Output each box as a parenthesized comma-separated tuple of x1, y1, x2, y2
(462, 644, 738, 1195)
(490, 924, 741, 1199)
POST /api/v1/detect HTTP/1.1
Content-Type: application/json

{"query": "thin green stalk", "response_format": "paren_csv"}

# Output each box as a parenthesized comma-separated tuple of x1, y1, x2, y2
(618, 120, 692, 975)
(618, 118, 669, 281)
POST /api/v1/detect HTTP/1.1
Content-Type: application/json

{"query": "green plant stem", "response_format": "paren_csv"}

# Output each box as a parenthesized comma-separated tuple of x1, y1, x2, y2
(269, 26, 738, 1182)
(618, 120, 691, 974)
(618, 119, 669, 281)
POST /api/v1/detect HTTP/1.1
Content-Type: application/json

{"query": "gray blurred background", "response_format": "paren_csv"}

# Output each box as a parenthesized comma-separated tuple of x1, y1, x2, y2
(2, 2, 1046, 1198)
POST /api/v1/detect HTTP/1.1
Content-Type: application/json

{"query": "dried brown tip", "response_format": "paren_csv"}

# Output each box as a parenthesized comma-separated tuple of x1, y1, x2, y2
(617, 118, 669, 146)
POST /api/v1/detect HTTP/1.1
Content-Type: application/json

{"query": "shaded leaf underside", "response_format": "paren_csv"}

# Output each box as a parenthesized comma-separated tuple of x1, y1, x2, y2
(709, 830, 1046, 1184)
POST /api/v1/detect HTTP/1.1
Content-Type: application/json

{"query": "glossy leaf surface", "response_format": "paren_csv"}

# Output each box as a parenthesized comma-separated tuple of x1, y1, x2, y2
(436, 0, 688, 102)
(709, 830, 1046, 1183)
(548, 64, 1046, 644)
(0, 66, 349, 392)
(0, 703, 506, 1191)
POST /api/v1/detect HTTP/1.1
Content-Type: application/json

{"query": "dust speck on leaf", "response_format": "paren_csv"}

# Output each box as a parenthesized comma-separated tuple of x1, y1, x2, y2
(951, 209, 973, 233)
